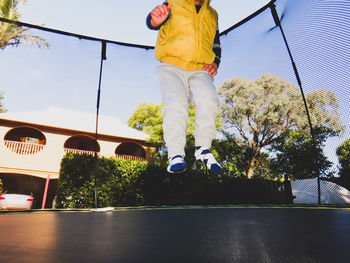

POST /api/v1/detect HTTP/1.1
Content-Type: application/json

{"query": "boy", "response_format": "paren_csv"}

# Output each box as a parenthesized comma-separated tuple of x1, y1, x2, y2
(146, 0, 222, 175)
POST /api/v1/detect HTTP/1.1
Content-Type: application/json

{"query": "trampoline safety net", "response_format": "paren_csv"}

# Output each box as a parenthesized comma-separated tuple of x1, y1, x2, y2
(0, 0, 349, 205)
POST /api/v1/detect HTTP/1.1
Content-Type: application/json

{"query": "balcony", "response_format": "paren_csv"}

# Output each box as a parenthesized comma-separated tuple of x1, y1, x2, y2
(115, 154, 146, 162)
(4, 140, 45, 155)
(64, 148, 97, 156)
(115, 142, 146, 162)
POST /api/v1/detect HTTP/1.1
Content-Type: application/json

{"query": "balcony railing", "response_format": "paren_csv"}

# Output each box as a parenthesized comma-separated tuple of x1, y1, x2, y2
(3, 141, 147, 161)
(4, 140, 45, 155)
(116, 154, 146, 162)
(64, 148, 97, 156)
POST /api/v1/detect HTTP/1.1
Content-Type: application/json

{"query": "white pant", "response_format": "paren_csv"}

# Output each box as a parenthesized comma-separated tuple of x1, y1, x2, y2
(157, 63, 219, 158)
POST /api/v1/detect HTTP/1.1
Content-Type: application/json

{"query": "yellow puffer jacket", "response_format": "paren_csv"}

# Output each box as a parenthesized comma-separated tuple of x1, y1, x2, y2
(155, 0, 218, 71)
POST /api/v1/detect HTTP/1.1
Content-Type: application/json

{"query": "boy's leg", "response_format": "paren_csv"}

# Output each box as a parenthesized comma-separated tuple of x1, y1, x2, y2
(157, 64, 189, 158)
(188, 70, 219, 148)
(189, 70, 222, 175)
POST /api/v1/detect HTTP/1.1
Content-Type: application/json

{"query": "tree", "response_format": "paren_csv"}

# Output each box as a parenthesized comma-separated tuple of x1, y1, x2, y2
(0, 0, 48, 49)
(128, 102, 164, 146)
(128, 102, 222, 168)
(128, 102, 194, 166)
(212, 132, 249, 177)
(0, 92, 6, 113)
(336, 138, 350, 181)
(218, 73, 343, 178)
(269, 128, 333, 181)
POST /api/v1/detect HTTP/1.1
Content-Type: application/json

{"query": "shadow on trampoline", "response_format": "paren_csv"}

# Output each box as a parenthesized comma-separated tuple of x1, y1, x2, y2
(1, 205, 350, 263)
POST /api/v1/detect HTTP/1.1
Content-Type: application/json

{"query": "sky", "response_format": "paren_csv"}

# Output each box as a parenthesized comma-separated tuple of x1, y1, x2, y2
(19, 0, 270, 46)
(1, 0, 349, 171)
(1, 0, 271, 123)
(1, 0, 270, 122)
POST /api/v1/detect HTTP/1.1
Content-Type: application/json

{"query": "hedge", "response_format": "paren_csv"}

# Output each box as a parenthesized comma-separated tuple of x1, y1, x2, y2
(56, 153, 291, 208)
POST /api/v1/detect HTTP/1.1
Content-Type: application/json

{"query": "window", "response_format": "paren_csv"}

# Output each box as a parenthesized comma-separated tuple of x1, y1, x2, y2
(115, 142, 146, 161)
(4, 127, 46, 154)
(64, 135, 100, 155)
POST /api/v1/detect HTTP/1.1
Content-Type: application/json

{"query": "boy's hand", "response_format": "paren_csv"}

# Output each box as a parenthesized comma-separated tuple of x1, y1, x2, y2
(203, 63, 218, 77)
(150, 5, 171, 28)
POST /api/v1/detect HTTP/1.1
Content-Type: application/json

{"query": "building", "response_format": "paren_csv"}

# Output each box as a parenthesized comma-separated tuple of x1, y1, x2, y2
(0, 107, 154, 209)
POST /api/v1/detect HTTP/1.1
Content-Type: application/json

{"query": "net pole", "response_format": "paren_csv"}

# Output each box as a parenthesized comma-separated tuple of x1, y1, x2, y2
(94, 41, 107, 208)
(41, 174, 50, 209)
(269, 3, 321, 204)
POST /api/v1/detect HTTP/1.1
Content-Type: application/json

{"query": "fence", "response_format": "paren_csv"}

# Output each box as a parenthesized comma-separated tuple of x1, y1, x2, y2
(4, 140, 45, 155)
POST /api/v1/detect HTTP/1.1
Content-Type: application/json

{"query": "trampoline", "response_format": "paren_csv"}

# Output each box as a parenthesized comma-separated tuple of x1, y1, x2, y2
(1, 1, 350, 262)
(1, 206, 350, 263)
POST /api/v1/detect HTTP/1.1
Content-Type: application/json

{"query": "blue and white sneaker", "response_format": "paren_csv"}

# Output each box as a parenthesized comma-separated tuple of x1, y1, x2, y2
(167, 155, 187, 173)
(195, 147, 222, 175)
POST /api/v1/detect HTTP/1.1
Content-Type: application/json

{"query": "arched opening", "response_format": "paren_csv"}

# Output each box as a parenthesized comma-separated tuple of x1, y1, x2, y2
(4, 127, 46, 154)
(0, 173, 58, 209)
(115, 142, 146, 161)
(64, 135, 100, 155)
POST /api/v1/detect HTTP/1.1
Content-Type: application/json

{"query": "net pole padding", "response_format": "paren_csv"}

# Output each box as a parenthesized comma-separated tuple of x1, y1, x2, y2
(93, 41, 107, 209)
(269, 3, 321, 205)
(41, 174, 50, 209)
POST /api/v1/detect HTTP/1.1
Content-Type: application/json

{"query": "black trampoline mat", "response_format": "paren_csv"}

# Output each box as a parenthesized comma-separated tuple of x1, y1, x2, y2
(1, 206, 350, 263)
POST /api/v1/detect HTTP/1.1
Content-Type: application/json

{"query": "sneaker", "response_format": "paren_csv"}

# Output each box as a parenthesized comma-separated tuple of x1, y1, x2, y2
(195, 147, 222, 175)
(167, 155, 187, 173)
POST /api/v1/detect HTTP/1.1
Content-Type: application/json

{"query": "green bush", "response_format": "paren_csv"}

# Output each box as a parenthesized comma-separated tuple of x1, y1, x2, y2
(56, 153, 290, 208)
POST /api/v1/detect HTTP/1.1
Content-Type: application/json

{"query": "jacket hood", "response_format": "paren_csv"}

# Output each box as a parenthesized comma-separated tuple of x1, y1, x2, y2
(190, 0, 212, 5)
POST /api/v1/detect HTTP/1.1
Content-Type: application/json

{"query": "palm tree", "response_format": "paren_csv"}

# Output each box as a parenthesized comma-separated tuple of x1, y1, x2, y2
(0, 92, 6, 113)
(0, 0, 48, 49)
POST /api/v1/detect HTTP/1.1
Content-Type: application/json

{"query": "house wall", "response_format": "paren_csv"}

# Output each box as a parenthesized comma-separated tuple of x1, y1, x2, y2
(0, 125, 154, 180)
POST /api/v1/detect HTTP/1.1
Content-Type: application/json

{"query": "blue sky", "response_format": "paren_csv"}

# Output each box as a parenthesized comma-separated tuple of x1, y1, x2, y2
(1, 0, 270, 122)
(19, 0, 270, 46)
